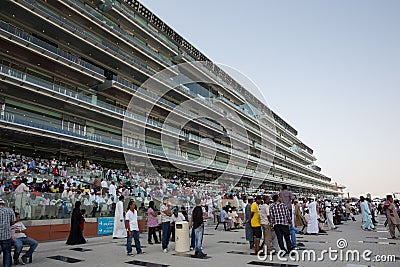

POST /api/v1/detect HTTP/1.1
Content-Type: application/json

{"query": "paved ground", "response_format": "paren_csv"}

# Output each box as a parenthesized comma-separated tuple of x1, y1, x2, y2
(20, 214, 399, 267)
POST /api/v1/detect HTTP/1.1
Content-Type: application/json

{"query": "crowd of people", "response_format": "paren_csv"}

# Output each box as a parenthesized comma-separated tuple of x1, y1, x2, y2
(1, 152, 400, 264)
(358, 194, 400, 239)
(240, 186, 400, 256)
(241, 185, 356, 255)
(110, 194, 208, 258)
(0, 153, 212, 220)
(104, 183, 400, 259)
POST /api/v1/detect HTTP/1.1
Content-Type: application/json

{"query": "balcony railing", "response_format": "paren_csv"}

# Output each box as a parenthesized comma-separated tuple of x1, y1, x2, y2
(1, 64, 326, 184)
(65, 0, 172, 66)
(17, 1, 229, 132)
(0, 65, 124, 116)
(0, 20, 104, 76)
(20, 0, 158, 76)
(111, 0, 180, 52)
(1, 110, 263, 179)
(1, 108, 332, 191)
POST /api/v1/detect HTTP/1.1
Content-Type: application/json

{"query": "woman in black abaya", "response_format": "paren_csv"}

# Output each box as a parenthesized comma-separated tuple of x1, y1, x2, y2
(66, 201, 86, 245)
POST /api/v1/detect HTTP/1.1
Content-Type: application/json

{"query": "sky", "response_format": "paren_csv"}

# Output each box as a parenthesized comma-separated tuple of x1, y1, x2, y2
(141, 0, 400, 197)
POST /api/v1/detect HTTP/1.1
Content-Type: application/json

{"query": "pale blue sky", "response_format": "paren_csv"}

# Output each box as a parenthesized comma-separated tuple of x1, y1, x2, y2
(141, 0, 400, 197)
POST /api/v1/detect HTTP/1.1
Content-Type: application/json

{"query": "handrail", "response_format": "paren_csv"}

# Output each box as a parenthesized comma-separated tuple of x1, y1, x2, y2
(1, 108, 331, 189)
(0, 64, 327, 185)
(0, 20, 104, 75)
(65, 0, 172, 66)
(20, 0, 157, 75)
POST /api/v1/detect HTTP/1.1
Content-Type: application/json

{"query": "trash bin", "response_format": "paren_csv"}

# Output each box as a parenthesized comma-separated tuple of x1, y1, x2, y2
(175, 221, 190, 252)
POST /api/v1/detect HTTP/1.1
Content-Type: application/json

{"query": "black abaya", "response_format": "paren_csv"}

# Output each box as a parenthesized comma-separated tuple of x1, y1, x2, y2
(66, 207, 86, 245)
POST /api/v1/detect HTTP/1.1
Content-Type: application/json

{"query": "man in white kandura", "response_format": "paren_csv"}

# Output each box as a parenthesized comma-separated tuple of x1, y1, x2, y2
(113, 195, 127, 239)
(307, 198, 319, 234)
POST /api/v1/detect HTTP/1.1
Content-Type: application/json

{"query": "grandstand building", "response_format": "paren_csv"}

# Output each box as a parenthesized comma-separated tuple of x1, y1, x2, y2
(0, 0, 342, 196)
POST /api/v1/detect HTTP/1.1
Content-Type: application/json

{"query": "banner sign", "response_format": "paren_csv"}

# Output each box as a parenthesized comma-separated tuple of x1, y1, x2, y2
(97, 217, 114, 235)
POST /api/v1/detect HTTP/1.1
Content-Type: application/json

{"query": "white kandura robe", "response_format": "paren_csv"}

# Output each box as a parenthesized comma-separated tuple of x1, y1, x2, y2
(112, 200, 127, 238)
(325, 207, 336, 230)
(307, 201, 319, 234)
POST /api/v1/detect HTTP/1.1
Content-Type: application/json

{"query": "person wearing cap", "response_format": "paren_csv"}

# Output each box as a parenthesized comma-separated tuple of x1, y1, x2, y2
(0, 198, 16, 267)
(160, 197, 171, 253)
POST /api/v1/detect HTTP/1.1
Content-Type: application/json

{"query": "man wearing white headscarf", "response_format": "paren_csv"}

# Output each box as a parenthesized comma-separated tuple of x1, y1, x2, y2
(325, 200, 337, 230)
(306, 198, 319, 234)
(113, 195, 127, 239)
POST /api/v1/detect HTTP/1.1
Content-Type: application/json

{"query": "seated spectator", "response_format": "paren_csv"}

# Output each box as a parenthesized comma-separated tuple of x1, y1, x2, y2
(215, 207, 231, 231)
(11, 212, 39, 265)
(101, 179, 108, 195)
(231, 207, 243, 229)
